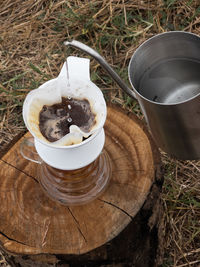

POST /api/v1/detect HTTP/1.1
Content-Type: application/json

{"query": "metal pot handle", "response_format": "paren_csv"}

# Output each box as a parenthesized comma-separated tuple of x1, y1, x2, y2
(64, 40, 137, 100)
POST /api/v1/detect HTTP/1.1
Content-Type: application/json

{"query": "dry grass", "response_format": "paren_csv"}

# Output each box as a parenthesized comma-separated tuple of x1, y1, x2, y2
(0, 0, 200, 266)
(0, 252, 9, 267)
(161, 154, 200, 267)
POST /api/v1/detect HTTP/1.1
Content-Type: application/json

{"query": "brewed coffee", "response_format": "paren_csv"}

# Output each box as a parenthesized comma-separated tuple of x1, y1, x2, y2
(39, 97, 95, 142)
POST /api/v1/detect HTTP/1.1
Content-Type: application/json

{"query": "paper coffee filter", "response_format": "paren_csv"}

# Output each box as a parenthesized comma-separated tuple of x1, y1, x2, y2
(23, 56, 107, 147)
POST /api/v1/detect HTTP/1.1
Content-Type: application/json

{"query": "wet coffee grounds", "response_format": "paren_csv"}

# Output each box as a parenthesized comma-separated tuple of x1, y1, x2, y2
(39, 97, 95, 142)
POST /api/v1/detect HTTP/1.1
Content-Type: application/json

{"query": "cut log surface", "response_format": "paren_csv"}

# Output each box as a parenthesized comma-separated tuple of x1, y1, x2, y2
(0, 105, 162, 266)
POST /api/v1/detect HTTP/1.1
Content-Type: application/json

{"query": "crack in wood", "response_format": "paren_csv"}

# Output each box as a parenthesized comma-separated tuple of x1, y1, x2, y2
(98, 199, 133, 220)
(67, 207, 87, 243)
(0, 231, 28, 247)
(0, 159, 38, 183)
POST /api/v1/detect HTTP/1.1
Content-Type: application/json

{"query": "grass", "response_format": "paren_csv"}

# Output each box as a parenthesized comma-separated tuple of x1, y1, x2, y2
(161, 154, 200, 266)
(0, 0, 200, 266)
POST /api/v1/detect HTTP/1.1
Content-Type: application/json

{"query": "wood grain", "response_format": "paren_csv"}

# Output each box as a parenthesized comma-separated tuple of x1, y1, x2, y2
(0, 105, 156, 255)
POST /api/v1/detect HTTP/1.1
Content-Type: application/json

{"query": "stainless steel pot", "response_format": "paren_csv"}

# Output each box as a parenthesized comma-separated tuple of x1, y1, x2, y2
(64, 31, 200, 160)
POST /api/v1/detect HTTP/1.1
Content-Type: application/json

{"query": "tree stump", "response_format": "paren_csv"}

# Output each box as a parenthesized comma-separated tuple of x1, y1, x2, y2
(0, 105, 163, 267)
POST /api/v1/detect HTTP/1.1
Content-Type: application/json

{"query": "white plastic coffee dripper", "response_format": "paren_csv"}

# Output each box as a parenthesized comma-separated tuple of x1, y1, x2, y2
(22, 56, 107, 170)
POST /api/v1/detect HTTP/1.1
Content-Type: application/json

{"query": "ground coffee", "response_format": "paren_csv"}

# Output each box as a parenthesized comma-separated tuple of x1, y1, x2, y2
(39, 97, 95, 142)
